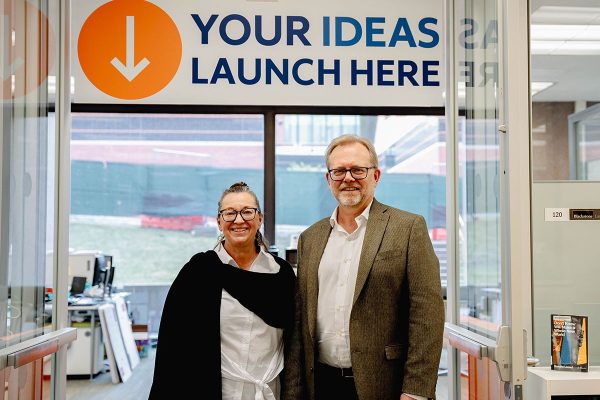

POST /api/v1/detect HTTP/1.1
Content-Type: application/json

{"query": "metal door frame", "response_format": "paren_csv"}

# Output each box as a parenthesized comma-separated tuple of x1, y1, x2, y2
(444, 0, 532, 398)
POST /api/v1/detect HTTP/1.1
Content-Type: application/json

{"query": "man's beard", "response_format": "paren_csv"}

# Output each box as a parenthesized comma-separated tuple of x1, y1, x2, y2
(337, 189, 362, 206)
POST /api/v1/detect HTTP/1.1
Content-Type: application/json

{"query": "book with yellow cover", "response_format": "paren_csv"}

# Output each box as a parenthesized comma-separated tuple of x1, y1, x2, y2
(551, 314, 588, 372)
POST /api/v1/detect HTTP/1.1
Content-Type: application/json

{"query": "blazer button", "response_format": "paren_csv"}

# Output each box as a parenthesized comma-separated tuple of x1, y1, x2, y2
(309, 367, 314, 372)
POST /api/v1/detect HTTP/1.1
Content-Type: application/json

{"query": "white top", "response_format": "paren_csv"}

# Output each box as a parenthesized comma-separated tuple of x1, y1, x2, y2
(217, 244, 284, 400)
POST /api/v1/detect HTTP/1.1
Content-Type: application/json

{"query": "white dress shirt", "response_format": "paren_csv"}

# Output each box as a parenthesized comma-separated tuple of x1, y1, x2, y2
(317, 204, 370, 368)
(217, 244, 284, 400)
(316, 205, 427, 400)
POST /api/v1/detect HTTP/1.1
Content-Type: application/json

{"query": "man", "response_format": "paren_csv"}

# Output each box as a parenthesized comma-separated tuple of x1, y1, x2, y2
(283, 135, 445, 400)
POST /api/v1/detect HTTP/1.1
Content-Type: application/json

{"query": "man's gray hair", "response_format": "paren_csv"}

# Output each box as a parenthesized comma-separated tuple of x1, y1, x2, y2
(325, 134, 378, 169)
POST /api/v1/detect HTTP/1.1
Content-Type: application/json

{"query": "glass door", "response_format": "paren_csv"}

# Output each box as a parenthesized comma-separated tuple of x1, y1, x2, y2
(1, 0, 74, 398)
(445, 0, 531, 397)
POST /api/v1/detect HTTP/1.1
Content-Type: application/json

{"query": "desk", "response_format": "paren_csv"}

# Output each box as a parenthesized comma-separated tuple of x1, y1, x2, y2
(68, 302, 106, 379)
(524, 366, 600, 399)
(67, 293, 130, 379)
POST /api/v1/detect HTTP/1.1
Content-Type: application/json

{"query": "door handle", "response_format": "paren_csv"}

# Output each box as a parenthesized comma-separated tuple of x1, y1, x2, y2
(444, 322, 496, 359)
(444, 323, 518, 382)
(0, 327, 77, 370)
(7, 340, 59, 369)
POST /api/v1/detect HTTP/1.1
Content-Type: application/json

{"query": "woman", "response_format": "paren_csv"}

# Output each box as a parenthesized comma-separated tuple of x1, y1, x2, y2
(149, 182, 296, 399)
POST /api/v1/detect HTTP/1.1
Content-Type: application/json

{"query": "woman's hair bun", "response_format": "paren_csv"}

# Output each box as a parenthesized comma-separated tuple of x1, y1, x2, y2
(229, 181, 248, 190)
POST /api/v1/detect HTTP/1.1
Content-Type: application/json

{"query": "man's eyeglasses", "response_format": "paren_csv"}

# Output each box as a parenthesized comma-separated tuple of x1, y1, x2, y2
(328, 166, 375, 181)
(219, 207, 259, 222)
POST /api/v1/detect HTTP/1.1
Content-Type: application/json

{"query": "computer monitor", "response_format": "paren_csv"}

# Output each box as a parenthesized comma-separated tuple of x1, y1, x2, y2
(285, 248, 298, 267)
(92, 254, 108, 287)
(104, 256, 115, 295)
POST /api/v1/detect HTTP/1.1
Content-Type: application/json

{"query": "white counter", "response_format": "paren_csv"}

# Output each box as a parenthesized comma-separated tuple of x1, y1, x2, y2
(524, 366, 600, 399)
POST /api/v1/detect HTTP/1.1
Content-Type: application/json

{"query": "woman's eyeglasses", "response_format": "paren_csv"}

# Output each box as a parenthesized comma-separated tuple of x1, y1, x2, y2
(219, 207, 258, 222)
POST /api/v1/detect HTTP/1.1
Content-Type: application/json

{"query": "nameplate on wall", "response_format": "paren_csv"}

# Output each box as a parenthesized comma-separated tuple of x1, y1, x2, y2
(544, 208, 600, 221)
(72, 0, 444, 106)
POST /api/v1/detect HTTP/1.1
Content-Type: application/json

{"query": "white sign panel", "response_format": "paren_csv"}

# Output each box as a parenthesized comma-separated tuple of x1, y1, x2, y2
(98, 304, 133, 383)
(114, 296, 141, 370)
(73, 0, 444, 106)
(544, 208, 569, 222)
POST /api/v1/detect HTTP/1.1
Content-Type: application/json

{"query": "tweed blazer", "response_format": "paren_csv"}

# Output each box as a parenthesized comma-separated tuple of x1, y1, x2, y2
(283, 199, 445, 400)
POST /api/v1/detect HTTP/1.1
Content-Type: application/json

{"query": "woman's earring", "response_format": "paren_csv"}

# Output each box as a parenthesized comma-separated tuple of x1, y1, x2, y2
(217, 231, 225, 242)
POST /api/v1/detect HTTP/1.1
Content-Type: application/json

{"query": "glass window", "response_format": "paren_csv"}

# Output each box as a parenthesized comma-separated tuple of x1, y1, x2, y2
(69, 113, 264, 284)
(274, 114, 447, 282)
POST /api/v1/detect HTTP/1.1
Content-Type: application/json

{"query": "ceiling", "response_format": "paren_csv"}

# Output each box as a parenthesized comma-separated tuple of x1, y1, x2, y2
(530, 0, 600, 101)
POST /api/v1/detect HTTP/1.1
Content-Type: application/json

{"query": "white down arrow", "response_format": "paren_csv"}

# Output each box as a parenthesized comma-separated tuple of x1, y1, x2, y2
(111, 16, 150, 81)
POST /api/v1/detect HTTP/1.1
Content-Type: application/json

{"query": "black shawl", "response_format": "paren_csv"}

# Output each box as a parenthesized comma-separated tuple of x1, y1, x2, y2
(148, 250, 296, 399)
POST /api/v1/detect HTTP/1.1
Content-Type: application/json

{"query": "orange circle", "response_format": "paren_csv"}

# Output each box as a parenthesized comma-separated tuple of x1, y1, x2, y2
(78, 0, 182, 100)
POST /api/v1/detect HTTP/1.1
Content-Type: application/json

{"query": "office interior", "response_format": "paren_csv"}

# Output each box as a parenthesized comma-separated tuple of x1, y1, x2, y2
(1, 0, 600, 398)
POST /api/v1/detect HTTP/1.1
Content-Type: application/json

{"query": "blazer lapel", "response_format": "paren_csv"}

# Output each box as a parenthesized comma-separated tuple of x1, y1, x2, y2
(306, 220, 332, 342)
(353, 200, 389, 305)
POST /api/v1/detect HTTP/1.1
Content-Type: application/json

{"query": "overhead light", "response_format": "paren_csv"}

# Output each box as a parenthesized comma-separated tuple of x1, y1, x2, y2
(531, 6, 600, 25)
(531, 25, 600, 55)
(531, 6, 600, 55)
(531, 25, 600, 41)
(531, 40, 600, 55)
(531, 82, 554, 96)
